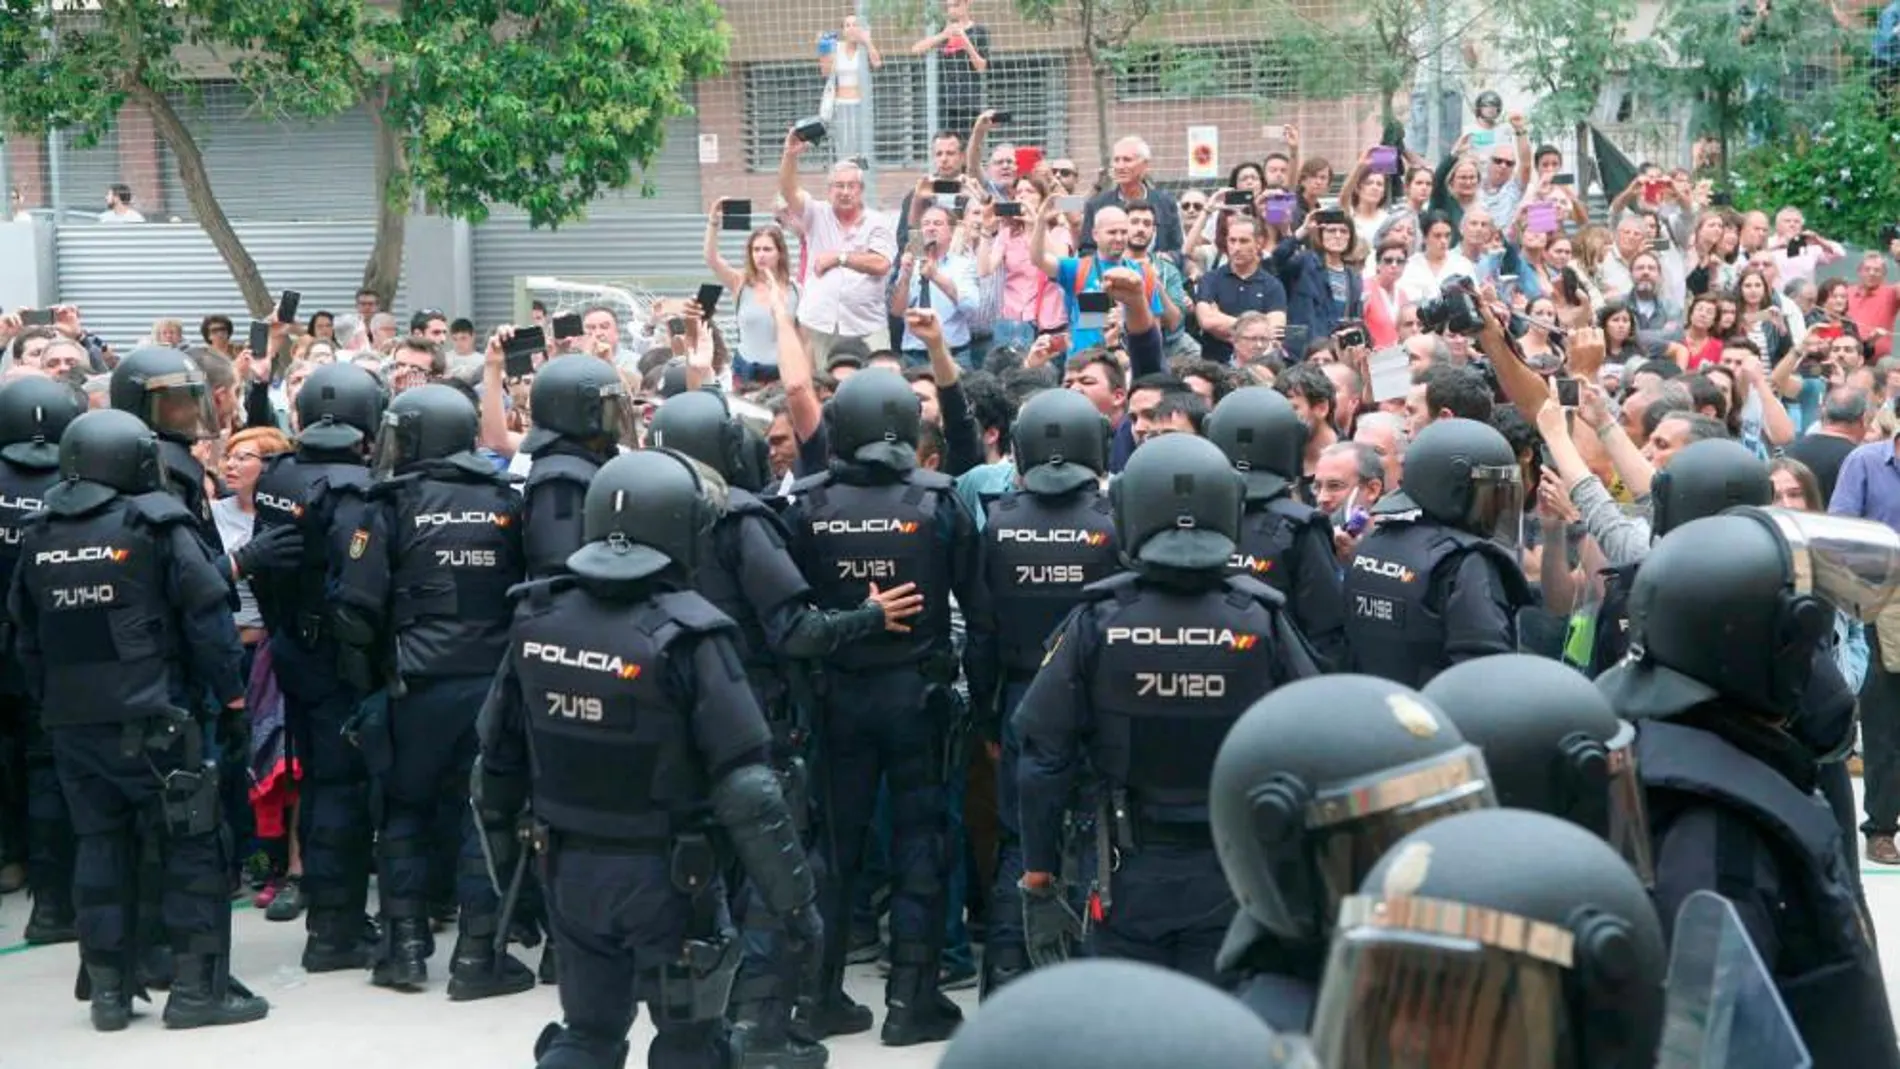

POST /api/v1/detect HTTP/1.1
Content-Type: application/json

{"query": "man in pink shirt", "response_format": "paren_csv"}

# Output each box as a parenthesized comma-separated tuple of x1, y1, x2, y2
(1848, 247, 1900, 359)
(778, 129, 897, 361)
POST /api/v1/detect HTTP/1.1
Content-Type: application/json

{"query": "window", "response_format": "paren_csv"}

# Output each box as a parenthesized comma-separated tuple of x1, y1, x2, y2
(1112, 41, 1296, 103)
(744, 53, 1068, 172)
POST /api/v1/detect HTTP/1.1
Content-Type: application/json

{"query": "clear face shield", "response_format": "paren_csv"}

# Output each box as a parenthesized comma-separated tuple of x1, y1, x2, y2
(140, 372, 219, 442)
(596, 388, 640, 450)
(1306, 748, 1499, 932)
(1749, 507, 1900, 622)
(1599, 720, 1657, 889)
(1310, 907, 1582, 1069)
(1467, 463, 1525, 550)
(370, 410, 414, 479)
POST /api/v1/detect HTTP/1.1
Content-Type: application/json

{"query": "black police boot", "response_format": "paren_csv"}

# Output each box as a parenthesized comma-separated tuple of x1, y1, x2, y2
(84, 960, 134, 1032)
(370, 914, 431, 991)
(538, 941, 558, 985)
(23, 892, 77, 945)
(731, 1020, 830, 1069)
(533, 1021, 632, 1069)
(880, 945, 962, 1047)
(445, 917, 537, 1002)
(790, 989, 874, 1041)
(161, 954, 270, 1029)
(977, 942, 1029, 1001)
(137, 943, 173, 990)
(302, 910, 374, 973)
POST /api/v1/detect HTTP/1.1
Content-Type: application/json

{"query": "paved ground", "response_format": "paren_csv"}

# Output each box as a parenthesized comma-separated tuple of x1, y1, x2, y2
(6, 791, 1900, 1068)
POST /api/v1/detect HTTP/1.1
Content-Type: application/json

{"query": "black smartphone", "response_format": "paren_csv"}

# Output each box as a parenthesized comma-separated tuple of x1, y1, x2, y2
(1222, 189, 1253, 207)
(248, 321, 269, 355)
(1647, 237, 1671, 253)
(1710, 191, 1734, 207)
(1555, 376, 1581, 408)
(666, 317, 687, 337)
(276, 289, 301, 324)
(995, 201, 1024, 218)
(721, 198, 753, 232)
(932, 179, 961, 196)
(503, 325, 546, 378)
(989, 110, 1012, 125)
(552, 312, 583, 340)
(1075, 291, 1113, 330)
(1332, 321, 1368, 349)
(1282, 324, 1310, 355)
(18, 308, 51, 327)
(1786, 236, 1806, 257)
(793, 117, 828, 144)
(1552, 173, 1576, 187)
(695, 283, 725, 318)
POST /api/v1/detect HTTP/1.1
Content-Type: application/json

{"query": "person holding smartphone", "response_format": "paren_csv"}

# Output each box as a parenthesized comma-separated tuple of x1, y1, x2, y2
(910, 0, 988, 136)
(778, 127, 897, 361)
(890, 206, 981, 367)
(706, 197, 800, 386)
(976, 174, 1069, 353)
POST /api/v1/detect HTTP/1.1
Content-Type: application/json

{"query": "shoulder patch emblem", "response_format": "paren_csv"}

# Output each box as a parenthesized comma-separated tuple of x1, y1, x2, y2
(349, 529, 369, 559)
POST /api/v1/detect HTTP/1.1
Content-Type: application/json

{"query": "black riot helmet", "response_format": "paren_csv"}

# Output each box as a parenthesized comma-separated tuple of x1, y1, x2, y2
(1203, 386, 1304, 503)
(54, 408, 167, 512)
(0, 376, 86, 470)
(1599, 508, 1900, 721)
(568, 449, 723, 585)
(939, 960, 1316, 1069)
(826, 368, 921, 470)
(294, 362, 386, 453)
(1649, 438, 1771, 539)
(1209, 674, 1496, 946)
(1382, 417, 1523, 546)
(1310, 809, 1668, 1069)
(370, 383, 479, 477)
(650, 389, 752, 488)
(1109, 433, 1245, 572)
(1424, 654, 1654, 886)
(521, 355, 633, 456)
(1011, 388, 1109, 496)
(109, 345, 219, 443)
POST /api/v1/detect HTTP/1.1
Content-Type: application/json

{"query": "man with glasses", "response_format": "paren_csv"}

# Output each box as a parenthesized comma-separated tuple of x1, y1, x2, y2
(1231, 311, 1279, 366)
(1047, 158, 1079, 195)
(780, 130, 897, 362)
(1476, 110, 1531, 224)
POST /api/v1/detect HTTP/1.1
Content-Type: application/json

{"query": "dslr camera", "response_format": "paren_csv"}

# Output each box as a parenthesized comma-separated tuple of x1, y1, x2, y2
(1416, 276, 1487, 337)
(1881, 223, 1900, 247)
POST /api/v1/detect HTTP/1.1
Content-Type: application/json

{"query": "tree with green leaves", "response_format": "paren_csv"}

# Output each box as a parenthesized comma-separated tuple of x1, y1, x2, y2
(1010, 0, 1185, 172)
(0, 0, 727, 313)
(1632, 0, 1850, 169)
(1494, 0, 1641, 186)
(1266, 0, 1429, 132)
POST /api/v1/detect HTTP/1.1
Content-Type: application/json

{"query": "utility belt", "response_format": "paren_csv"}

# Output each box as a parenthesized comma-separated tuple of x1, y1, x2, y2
(119, 707, 220, 838)
(1103, 788, 1213, 855)
(293, 611, 331, 648)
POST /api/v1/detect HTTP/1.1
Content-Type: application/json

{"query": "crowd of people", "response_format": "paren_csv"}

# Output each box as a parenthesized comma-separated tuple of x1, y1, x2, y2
(0, 89, 1898, 1069)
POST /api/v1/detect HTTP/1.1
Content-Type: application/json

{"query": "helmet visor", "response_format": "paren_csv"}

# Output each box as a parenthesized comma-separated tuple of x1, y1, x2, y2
(370, 412, 413, 479)
(1602, 721, 1657, 889)
(600, 389, 640, 450)
(1750, 506, 1900, 623)
(1310, 914, 1580, 1069)
(140, 377, 219, 442)
(1308, 749, 1498, 931)
(1467, 463, 1525, 550)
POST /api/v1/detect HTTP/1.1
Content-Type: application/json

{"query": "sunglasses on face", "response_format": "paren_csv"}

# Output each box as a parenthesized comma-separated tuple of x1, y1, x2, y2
(1181, 202, 1206, 212)
(1053, 168, 1076, 177)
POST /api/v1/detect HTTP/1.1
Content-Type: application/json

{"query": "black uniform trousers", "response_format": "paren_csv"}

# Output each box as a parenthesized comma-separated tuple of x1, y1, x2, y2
(53, 721, 228, 960)
(1086, 841, 1235, 986)
(378, 675, 496, 937)
(1, 693, 74, 909)
(274, 637, 375, 937)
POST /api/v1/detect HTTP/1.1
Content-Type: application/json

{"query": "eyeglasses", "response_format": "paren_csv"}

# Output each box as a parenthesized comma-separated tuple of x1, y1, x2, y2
(1053, 168, 1076, 177)
(1379, 256, 1407, 266)
(1491, 157, 1514, 165)
(227, 451, 264, 464)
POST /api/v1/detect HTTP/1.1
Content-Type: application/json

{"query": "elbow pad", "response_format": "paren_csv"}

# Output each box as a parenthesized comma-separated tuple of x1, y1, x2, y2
(712, 763, 816, 918)
(470, 755, 529, 830)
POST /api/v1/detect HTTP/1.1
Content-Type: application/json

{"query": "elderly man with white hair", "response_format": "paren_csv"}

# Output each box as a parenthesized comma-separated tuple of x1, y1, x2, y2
(778, 127, 897, 362)
(1078, 135, 1184, 256)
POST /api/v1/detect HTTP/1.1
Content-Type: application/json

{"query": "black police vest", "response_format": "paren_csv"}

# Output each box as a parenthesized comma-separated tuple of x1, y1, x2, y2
(24, 495, 182, 725)
(1588, 562, 1638, 678)
(158, 437, 219, 551)
(1231, 497, 1322, 595)
(522, 450, 600, 580)
(984, 489, 1119, 676)
(1343, 519, 1530, 688)
(1638, 720, 1900, 1069)
(252, 453, 372, 647)
(513, 582, 723, 844)
(700, 489, 805, 706)
(383, 474, 525, 679)
(1084, 572, 1289, 813)
(795, 470, 954, 672)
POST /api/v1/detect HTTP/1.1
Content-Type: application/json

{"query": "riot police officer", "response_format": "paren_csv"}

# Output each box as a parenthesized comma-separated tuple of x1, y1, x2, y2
(1586, 437, 1771, 676)
(1016, 433, 1318, 985)
(9, 409, 265, 1031)
(475, 449, 823, 1069)
(1203, 386, 1348, 670)
(960, 387, 1118, 999)
(1307, 809, 1667, 1068)
(1597, 509, 1900, 1068)
(333, 384, 531, 996)
(939, 960, 1316, 1069)
(781, 368, 990, 1046)
(1208, 674, 1497, 1030)
(651, 388, 922, 1068)
(1342, 417, 1532, 686)
(0, 377, 85, 945)
(247, 362, 386, 973)
(519, 354, 631, 579)
(1423, 653, 1655, 880)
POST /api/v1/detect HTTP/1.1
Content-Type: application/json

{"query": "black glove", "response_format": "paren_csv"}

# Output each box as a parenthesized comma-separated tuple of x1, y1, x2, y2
(218, 702, 251, 771)
(234, 525, 303, 578)
(1022, 878, 1083, 968)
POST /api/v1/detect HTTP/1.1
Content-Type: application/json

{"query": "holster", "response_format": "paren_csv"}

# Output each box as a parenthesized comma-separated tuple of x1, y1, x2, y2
(126, 709, 220, 838)
(657, 831, 740, 1023)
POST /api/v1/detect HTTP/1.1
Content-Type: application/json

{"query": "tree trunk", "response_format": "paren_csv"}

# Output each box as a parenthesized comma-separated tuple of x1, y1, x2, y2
(1090, 59, 1113, 180)
(360, 84, 408, 311)
(129, 83, 271, 314)
(1574, 120, 1592, 195)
